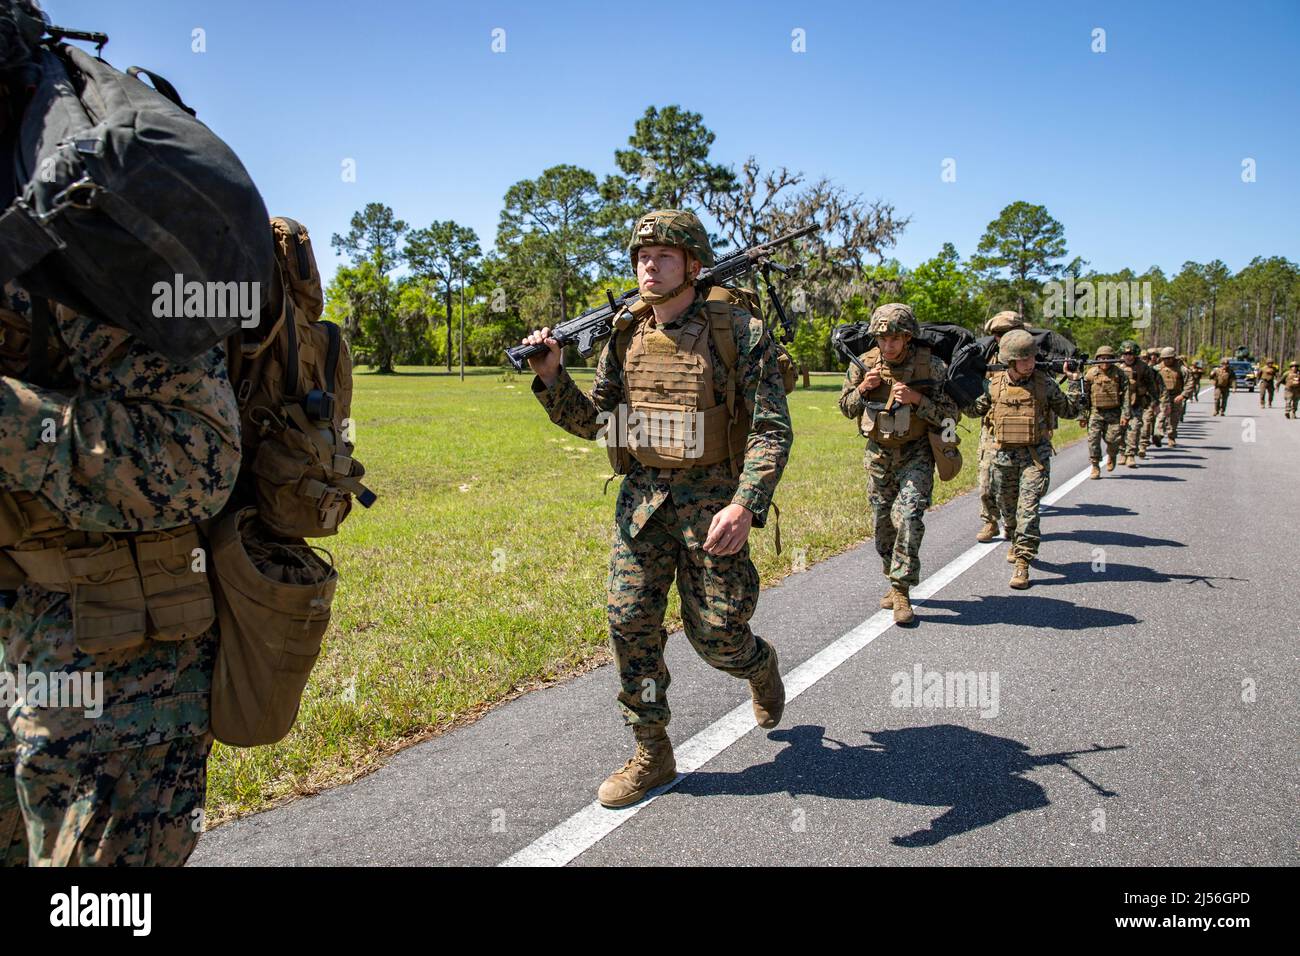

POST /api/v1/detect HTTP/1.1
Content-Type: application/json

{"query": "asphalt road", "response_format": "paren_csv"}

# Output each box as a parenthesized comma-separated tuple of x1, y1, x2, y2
(191, 387, 1298, 866)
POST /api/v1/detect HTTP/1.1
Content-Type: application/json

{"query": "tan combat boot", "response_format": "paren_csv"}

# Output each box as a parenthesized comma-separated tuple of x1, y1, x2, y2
(1127, 454, 1137, 468)
(880, 586, 896, 610)
(1090, 461, 1101, 479)
(976, 520, 998, 543)
(1009, 559, 1030, 590)
(891, 587, 914, 625)
(1168, 437, 1177, 448)
(1006, 543, 1016, 563)
(749, 646, 785, 729)
(1106, 456, 1115, 472)
(1137, 449, 1146, 459)
(598, 727, 676, 809)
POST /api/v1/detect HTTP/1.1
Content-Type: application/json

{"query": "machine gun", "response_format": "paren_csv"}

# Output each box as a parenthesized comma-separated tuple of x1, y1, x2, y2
(1028, 743, 1126, 798)
(504, 224, 817, 371)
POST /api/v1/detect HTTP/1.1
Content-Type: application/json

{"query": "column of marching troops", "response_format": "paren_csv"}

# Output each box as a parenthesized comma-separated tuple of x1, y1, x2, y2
(523, 209, 1300, 811)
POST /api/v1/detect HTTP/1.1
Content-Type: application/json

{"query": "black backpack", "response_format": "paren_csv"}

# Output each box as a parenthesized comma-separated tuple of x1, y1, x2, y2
(0, 42, 273, 363)
(833, 320, 981, 404)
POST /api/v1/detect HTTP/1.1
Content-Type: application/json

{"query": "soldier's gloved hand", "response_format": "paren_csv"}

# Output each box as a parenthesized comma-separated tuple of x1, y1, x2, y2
(522, 327, 562, 387)
(703, 503, 753, 556)
(858, 370, 883, 394)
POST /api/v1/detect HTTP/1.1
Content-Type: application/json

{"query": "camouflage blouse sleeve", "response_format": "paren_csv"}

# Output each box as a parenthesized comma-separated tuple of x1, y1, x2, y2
(0, 302, 241, 532)
(531, 337, 626, 442)
(914, 355, 959, 429)
(731, 311, 793, 523)
(1117, 368, 1132, 419)
(965, 383, 993, 419)
(838, 359, 867, 420)
(1046, 374, 1084, 420)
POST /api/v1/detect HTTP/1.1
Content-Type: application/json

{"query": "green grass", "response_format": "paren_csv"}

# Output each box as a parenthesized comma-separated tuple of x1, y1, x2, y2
(207, 367, 1083, 821)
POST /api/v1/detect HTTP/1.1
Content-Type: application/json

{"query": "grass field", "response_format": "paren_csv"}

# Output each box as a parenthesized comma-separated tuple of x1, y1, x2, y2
(206, 366, 1084, 821)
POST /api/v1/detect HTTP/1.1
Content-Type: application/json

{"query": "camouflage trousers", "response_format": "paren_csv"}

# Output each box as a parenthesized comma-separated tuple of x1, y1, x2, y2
(607, 497, 771, 730)
(1124, 403, 1152, 456)
(1286, 389, 1299, 417)
(866, 438, 936, 590)
(0, 587, 214, 867)
(1086, 409, 1124, 463)
(1259, 381, 1275, 406)
(1213, 388, 1230, 416)
(977, 423, 998, 525)
(1141, 402, 1158, 446)
(1156, 400, 1184, 438)
(990, 441, 1052, 561)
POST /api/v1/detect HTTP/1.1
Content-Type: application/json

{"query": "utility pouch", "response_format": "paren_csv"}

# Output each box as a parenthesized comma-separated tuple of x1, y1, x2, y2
(136, 526, 215, 641)
(65, 537, 147, 654)
(209, 507, 337, 747)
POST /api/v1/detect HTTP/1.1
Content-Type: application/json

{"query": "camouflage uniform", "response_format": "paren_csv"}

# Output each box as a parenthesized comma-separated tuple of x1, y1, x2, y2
(967, 369, 1083, 563)
(1082, 357, 1130, 467)
(1119, 349, 1158, 458)
(532, 293, 792, 731)
(1258, 362, 1278, 407)
(839, 334, 958, 592)
(1284, 363, 1300, 418)
(0, 282, 240, 866)
(976, 312, 1026, 539)
(1155, 355, 1197, 435)
(1209, 362, 1235, 416)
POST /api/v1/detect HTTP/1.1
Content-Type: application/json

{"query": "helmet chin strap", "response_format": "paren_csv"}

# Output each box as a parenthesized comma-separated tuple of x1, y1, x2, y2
(639, 259, 699, 305)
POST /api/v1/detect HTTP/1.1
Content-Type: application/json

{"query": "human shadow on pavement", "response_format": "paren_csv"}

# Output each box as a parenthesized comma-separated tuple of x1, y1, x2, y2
(1029, 559, 1246, 588)
(679, 724, 1124, 847)
(1038, 529, 1184, 548)
(1039, 502, 1136, 519)
(1111, 473, 1185, 481)
(914, 594, 1139, 629)
(1128, 462, 1202, 469)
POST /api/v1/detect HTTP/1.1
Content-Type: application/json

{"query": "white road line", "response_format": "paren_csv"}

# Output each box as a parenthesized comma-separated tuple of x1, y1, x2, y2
(501, 456, 1099, 867)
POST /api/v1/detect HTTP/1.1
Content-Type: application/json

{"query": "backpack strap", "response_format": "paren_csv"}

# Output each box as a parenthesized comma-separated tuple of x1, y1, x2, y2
(27, 297, 51, 388)
(125, 66, 197, 116)
(323, 319, 341, 395)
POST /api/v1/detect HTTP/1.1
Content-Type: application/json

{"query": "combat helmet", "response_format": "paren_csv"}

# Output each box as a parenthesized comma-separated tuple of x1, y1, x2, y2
(1094, 345, 1117, 362)
(628, 209, 715, 268)
(984, 311, 1026, 336)
(1160, 347, 1178, 360)
(868, 302, 918, 337)
(999, 329, 1036, 364)
(1219, 356, 1230, 365)
(1120, 339, 1140, 355)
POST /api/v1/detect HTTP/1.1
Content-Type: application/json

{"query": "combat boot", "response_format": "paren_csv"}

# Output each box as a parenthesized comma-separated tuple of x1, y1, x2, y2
(880, 586, 895, 610)
(598, 727, 676, 809)
(1168, 437, 1177, 448)
(976, 521, 998, 543)
(1137, 449, 1146, 459)
(1090, 461, 1101, 480)
(1009, 559, 1030, 590)
(1106, 456, 1115, 472)
(1126, 455, 1137, 468)
(1006, 543, 1017, 563)
(749, 646, 785, 729)
(1151, 435, 1162, 448)
(891, 587, 914, 625)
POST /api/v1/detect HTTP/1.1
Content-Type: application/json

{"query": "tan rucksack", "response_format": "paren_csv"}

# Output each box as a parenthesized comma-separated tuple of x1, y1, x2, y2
(209, 216, 376, 748)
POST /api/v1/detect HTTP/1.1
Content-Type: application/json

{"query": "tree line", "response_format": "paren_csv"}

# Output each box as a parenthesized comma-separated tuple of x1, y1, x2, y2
(324, 105, 1300, 376)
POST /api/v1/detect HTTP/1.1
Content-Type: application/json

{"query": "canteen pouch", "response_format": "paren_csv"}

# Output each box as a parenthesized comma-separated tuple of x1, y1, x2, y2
(135, 526, 215, 641)
(209, 507, 337, 747)
(65, 537, 147, 654)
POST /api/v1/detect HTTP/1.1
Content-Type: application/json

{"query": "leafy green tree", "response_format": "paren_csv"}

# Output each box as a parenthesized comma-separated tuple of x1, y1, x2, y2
(969, 201, 1068, 319)
(331, 203, 407, 373)
(497, 164, 616, 330)
(404, 221, 482, 371)
(613, 105, 735, 214)
(904, 243, 983, 331)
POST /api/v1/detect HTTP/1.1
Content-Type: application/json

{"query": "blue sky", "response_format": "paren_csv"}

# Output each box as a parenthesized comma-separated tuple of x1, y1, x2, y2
(43, 0, 1300, 285)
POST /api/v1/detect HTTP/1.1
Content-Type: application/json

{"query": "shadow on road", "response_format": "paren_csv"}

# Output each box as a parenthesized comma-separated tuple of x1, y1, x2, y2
(1029, 560, 1246, 588)
(1040, 502, 1137, 519)
(1039, 530, 1184, 548)
(915, 594, 1140, 629)
(1112, 473, 1185, 482)
(679, 724, 1124, 847)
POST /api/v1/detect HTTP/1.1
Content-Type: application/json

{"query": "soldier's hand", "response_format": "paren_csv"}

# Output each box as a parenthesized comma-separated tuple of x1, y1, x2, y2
(891, 382, 921, 406)
(522, 328, 562, 387)
(1174, 395, 1185, 404)
(703, 503, 753, 556)
(858, 370, 883, 394)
